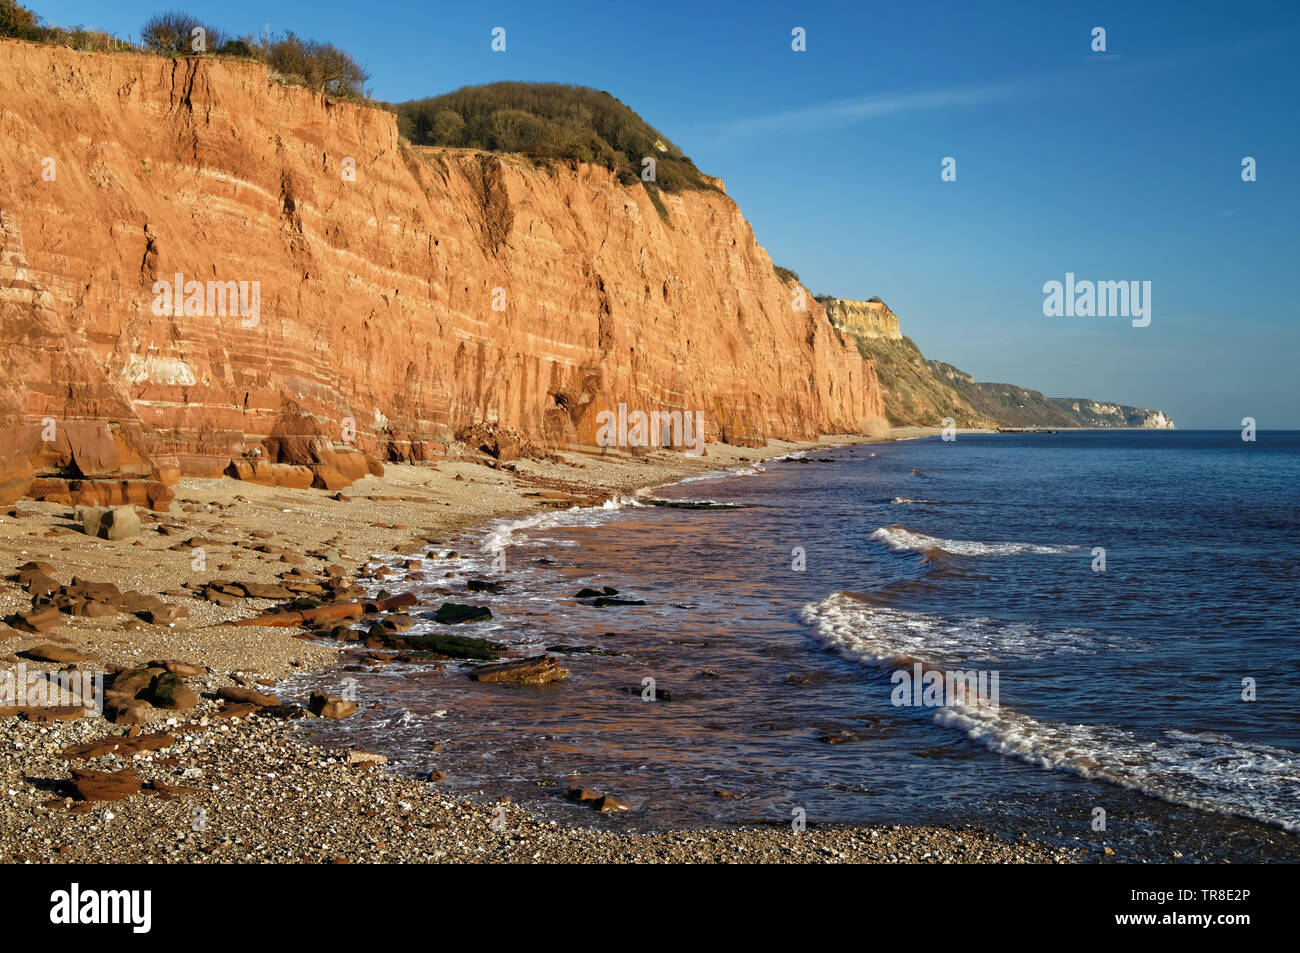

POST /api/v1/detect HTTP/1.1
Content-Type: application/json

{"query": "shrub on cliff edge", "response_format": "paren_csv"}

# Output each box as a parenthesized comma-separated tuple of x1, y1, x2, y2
(0, 0, 39, 39)
(397, 82, 716, 193)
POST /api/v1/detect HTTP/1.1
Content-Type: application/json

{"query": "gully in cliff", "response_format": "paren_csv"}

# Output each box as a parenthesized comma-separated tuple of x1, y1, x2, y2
(595, 403, 706, 455)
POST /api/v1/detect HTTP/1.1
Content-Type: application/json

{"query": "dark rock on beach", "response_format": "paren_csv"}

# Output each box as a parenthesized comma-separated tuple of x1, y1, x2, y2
(402, 632, 502, 660)
(433, 602, 492, 624)
(469, 655, 569, 685)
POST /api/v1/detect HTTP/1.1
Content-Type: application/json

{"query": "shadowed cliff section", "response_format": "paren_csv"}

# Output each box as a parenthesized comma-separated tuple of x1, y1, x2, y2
(825, 298, 1173, 430)
(0, 41, 884, 505)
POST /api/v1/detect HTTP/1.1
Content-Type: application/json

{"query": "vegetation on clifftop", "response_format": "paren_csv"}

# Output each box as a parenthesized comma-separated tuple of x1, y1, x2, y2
(397, 83, 716, 193)
(1, 1, 370, 98)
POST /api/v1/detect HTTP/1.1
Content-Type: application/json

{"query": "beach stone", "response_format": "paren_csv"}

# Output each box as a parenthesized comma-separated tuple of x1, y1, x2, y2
(365, 592, 418, 613)
(594, 795, 630, 812)
(77, 505, 142, 540)
(139, 605, 188, 625)
(469, 655, 569, 685)
(151, 660, 206, 677)
(102, 691, 152, 725)
(148, 672, 197, 710)
(591, 597, 646, 607)
(19, 643, 92, 664)
(217, 686, 280, 707)
(402, 632, 502, 659)
(466, 579, 506, 594)
(240, 582, 294, 599)
(22, 573, 59, 597)
(19, 706, 86, 722)
(256, 704, 314, 719)
(564, 787, 601, 804)
(66, 599, 120, 618)
(14, 606, 62, 634)
(61, 733, 175, 760)
(433, 602, 491, 624)
(70, 767, 143, 801)
(308, 693, 357, 719)
(112, 666, 167, 698)
(214, 701, 262, 720)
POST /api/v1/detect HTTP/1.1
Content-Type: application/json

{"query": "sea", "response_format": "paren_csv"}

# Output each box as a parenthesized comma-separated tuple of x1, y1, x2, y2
(290, 431, 1300, 861)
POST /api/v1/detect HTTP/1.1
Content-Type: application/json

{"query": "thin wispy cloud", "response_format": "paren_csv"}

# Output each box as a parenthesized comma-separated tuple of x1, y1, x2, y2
(710, 81, 1026, 140)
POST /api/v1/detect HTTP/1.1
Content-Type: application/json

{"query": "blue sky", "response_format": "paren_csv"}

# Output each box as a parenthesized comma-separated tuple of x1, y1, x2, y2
(32, 0, 1300, 428)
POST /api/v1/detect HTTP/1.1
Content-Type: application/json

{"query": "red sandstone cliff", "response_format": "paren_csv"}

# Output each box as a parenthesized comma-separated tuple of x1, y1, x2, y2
(0, 40, 884, 506)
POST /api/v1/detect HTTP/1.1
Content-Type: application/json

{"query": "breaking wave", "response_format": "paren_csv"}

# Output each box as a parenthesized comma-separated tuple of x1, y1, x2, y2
(870, 524, 1085, 557)
(802, 592, 1300, 834)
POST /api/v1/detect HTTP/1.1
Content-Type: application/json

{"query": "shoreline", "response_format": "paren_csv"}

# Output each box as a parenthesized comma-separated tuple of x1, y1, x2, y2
(0, 429, 1082, 863)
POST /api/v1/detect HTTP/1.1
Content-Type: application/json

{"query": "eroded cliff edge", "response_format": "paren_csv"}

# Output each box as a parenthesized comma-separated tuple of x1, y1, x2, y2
(0, 41, 884, 506)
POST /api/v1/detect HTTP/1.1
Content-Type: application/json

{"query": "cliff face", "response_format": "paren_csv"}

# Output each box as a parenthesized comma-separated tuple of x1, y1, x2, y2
(0, 41, 884, 505)
(828, 299, 988, 428)
(823, 298, 901, 341)
(825, 298, 1174, 430)
(1047, 399, 1174, 430)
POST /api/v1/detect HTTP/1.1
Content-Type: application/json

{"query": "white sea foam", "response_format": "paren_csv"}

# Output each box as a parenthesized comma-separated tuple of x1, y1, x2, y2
(936, 702, 1300, 833)
(801, 592, 1117, 666)
(480, 495, 645, 554)
(802, 592, 1300, 833)
(870, 524, 1084, 556)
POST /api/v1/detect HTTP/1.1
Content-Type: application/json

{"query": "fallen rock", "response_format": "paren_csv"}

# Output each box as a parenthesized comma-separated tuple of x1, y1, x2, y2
(61, 733, 175, 760)
(148, 672, 198, 710)
(216, 686, 280, 707)
(402, 633, 502, 660)
(150, 660, 206, 677)
(111, 666, 167, 698)
(139, 605, 189, 625)
(18, 644, 93, 664)
(102, 692, 153, 725)
(308, 692, 357, 719)
(70, 767, 143, 801)
(77, 505, 142, 540)
(575, 586, 620, 598)
(18, 706, 86, 722)
(13, 607, 62, 634)
(433, 602, 492, 624)
(256, 704, 314, 720)
(469, 655, 569, 685)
